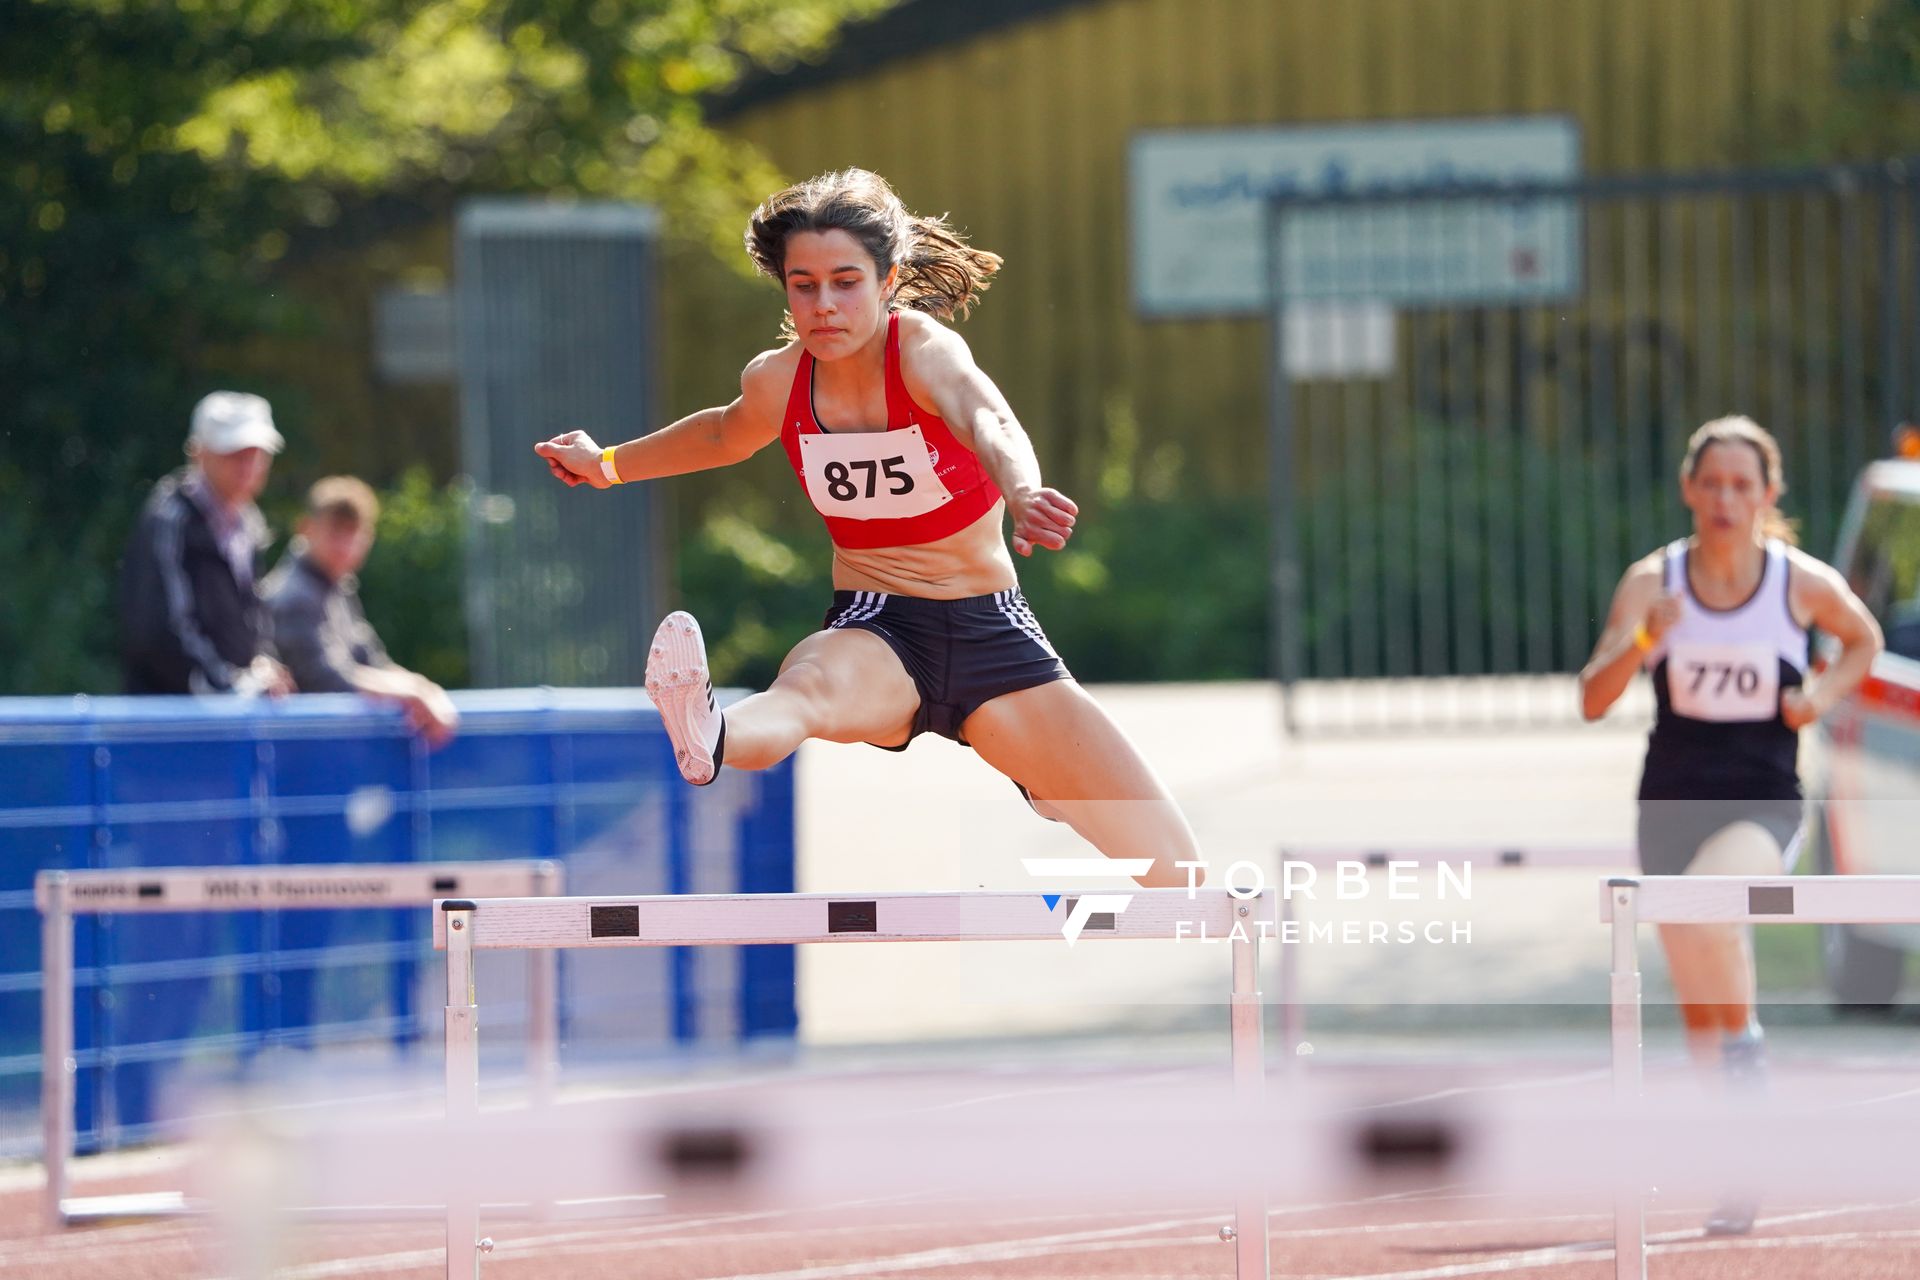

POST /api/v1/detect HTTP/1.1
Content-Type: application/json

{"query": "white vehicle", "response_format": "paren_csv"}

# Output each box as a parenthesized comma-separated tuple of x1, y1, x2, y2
(1808, 440, 1920, 1005)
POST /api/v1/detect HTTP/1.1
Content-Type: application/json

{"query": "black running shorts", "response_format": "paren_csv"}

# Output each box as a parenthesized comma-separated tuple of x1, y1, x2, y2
(821, 588, 1072, 748)
(1635, 799, 1805, 877)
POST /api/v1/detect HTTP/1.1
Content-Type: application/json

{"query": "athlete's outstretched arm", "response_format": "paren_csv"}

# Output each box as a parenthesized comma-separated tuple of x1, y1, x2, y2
(1783, 551, 1884, 729)
(899, 317, 1076, 557)
(535, 351, 786, 489)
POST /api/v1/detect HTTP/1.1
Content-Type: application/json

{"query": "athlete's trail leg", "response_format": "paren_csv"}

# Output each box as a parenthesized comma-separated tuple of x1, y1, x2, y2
(961, 680, 1201, 888)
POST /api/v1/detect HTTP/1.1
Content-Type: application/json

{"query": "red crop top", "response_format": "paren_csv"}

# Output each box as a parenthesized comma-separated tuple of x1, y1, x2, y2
(778, 314, 1002, 549)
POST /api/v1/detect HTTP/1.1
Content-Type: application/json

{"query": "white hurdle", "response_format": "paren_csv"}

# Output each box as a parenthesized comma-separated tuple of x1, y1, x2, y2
(267, 1062, 1920, 1217)
(434, 887, 1273, 1280)
(37, 860, 563, 1229)
(1282, 843, 1631, 871)
(1601, 873, 1920, 1280)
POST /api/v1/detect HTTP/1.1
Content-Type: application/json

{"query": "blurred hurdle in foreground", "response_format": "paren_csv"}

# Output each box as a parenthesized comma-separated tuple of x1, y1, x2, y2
(434, 887, 1275, 1280)
(38, 861, 561, 1229)
(228, 874, 1920, 1280)
(1604, 873, 1920, 1280)
(255, 1054, 1920, 1279)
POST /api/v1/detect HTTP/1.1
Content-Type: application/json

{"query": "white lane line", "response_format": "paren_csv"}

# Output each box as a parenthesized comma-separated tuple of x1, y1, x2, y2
(1327, 1201, 1920, 1280)
(226, 1186, 1468, 1280)
(696, 1217, 1920, 1280)
(697, 1225, 1223, 1280)
(575, 1200, 1610, 1253)
(1352, 1070, 1611, 1112)
(1345, 1227, 1920, 1280)
(1834, 1084, 1920, 1109)
(0, 1235, 200, 1274)
(688, 1189, 1520, 1280)
(0, 1219, 200, 1258)
(558, 1209, 1615, 1262)
(1727, 1199, 1920, 1231)
(206, 1196, 929, 1280)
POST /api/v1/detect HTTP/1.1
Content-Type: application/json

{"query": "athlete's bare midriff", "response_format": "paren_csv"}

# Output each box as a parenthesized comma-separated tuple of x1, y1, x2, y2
(829, 499, 1017, 597)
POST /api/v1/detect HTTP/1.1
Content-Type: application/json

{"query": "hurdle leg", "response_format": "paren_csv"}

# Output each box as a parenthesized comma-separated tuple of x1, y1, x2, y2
(1607, 879, 1646, 1280)
(1276, 888, 1304, 1069)
(527, 865, 561, 1222)
(443, 902, 482, 1280)
(1229, 916, 1269, 1278)
(40, 875, 73, 1230)
(528, 863, 561, 1109)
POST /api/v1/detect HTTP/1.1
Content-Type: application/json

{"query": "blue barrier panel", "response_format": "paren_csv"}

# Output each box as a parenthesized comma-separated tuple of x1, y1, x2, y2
(0, 689, 795, 1157)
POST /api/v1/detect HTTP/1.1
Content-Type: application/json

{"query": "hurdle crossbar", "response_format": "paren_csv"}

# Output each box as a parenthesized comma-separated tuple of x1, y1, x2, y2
(38, 860, 564, 1229)
(430, 887, 1263, 949)
(1601, 873, 1920, 1280)
(1280, 843, 1631, 870)
(434, 887, 1273, 1280)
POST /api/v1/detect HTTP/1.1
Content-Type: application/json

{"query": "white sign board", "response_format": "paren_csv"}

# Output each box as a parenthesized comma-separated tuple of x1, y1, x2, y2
(1130, 117, 1581, 316)
(1284, 302, 1395, 379)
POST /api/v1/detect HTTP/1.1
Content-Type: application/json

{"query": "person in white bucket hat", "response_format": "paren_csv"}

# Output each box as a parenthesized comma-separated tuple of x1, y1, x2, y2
(188, 389, 286, 456)
(118, 391, 295, 696)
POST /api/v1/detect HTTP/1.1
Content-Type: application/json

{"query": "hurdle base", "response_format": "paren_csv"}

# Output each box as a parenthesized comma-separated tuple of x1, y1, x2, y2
(283, 1197, 667, 1223)
(59, 1190, 198, 1223)
(57, 1191, 665, 1227)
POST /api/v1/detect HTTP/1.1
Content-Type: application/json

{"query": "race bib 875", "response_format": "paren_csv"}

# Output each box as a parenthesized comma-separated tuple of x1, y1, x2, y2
(798, 425, 951, 521)
(1666, 640, 1780, 722)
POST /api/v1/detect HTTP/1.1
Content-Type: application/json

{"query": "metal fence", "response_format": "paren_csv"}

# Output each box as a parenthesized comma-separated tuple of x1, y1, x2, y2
(1267, 160, 1920, 732)
(456, 200, 669, 689)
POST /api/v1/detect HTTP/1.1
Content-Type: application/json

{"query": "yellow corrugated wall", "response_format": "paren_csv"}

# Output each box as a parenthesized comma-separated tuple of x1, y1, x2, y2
(683, 0, 1868, 500)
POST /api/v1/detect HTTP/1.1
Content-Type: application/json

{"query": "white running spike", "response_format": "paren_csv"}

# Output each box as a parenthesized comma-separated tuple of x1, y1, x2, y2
(645, 612, 722, 785)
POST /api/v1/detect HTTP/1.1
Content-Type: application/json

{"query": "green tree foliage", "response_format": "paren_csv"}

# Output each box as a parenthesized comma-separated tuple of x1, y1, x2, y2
(1763, 0, 1920, 161)
(1, 0, 893, 694)
(1828, 0, 1920, 154)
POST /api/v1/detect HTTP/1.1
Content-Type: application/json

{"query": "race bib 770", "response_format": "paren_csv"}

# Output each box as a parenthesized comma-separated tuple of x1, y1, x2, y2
(1666, 640, 1780, 722)
(798, 425, 951, 521)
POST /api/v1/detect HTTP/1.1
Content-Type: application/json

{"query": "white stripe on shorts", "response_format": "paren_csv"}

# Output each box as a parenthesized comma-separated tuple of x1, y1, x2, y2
(1778, 822, 1806, 873)
(995, 589, 1057, 659)
(831, 590, 888, 629)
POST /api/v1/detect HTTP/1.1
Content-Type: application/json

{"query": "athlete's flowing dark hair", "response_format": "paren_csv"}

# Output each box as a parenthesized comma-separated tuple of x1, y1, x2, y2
(745, 169, 1002, 335)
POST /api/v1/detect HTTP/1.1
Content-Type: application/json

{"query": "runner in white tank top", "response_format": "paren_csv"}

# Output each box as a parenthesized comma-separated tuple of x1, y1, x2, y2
(1580, 417, 1882, 1234)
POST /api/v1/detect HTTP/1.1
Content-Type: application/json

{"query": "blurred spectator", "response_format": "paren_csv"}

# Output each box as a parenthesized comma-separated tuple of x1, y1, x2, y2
(118, 391, 296, 696)
(111, 391, 294, 1133)
(263, 476, 460, 746)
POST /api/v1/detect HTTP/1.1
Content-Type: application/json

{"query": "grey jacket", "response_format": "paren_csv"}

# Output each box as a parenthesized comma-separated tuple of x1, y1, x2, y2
(262, 553, 392, 694)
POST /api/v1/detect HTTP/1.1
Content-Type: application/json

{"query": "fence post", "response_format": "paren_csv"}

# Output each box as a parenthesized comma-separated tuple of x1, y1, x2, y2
(1268, 198, 1303, 737)
(40, 872, 74, 1230)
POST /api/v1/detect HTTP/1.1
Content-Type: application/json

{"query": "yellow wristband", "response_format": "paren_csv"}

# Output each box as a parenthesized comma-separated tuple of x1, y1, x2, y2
(1632, 623, 1654, 652)
(600, 446, 623, 485)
